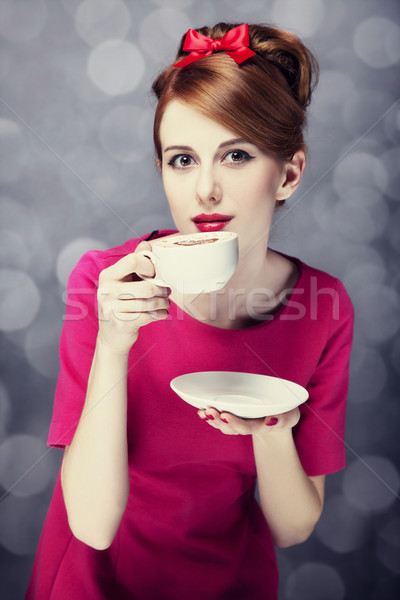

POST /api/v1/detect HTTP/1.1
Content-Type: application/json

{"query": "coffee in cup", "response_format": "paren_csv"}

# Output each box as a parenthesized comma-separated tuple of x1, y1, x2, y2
(138, 231, 238, 294)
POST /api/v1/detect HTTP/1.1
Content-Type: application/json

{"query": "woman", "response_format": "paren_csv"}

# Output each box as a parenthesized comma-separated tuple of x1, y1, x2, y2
(26, 23, 354, 600)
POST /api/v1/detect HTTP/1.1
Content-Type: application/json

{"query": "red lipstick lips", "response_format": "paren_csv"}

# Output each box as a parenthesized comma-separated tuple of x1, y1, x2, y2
(192, 213, 233, 232)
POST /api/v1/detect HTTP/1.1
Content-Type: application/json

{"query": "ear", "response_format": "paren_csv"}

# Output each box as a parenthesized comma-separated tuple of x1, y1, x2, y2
(156, 158, 162, 172)
(276, 150, 306, 201)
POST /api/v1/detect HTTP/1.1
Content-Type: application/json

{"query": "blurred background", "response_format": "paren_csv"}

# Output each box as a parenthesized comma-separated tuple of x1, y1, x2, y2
(0, 0, 399, 598)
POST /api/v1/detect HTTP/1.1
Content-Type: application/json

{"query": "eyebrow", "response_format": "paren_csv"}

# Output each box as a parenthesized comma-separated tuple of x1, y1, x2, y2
(163, 138, 252, 153)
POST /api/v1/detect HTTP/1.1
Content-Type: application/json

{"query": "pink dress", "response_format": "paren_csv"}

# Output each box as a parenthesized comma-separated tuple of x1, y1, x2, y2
(26, 230, 354, 600)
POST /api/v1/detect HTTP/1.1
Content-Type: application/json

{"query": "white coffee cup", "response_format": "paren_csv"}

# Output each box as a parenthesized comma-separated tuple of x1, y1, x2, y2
(138, 231, 238, 294)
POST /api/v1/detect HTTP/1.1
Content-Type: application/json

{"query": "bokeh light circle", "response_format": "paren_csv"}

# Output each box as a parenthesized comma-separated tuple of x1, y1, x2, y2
(332, 187, 389, 243)
(132, 213, 176, 237)
(387, 208, 400, 254)
(152, 0, 194, 8)
(391, 334, 400, 376)
(272, 0, 325, 37)
(0, 434, 56, 498)
(0, 494, 48, 556)
(343, 455, 400, 512)
(139, 9, 192, 61)
(343, 91, 396, 138)
(309, 188, 338, 233)
(0, 230, 30, 271)
(0, 270, 41, 332)
(75, 0, 131, 47)
(0, 119, 28, 184)
(286, 562, 345, 600)
(0, 0, 47, 43)
(64, 54, 108, 103)
(100, 105, 153, 162)
(377, 517, 400, 574)
(348, 347, 387, 404)
(87, 40, 145, 96)
(56, 237, 108, 287)
(313, 0, 346, 36)
(0, 51, 10, 82)
(30, 103, 89, 156)
(352, 283, 400, 343)
(311, 70, 358, 124)
(354, 17, 400, 68)
(315, 495, 368, 552)
(275, 553, 294, 590)
(0, 381, 11, 442)
(381, 147, 400, 201)
(59, 145, 120, 211)
(333, 152, 388, 197)
(0, 196, 52, 282)
(183, 0, 216, 23)
(24, 297, 64, 379)
(24, 328, 61, 379)
(343, 257, 387, 292)
(60, 0, 82, 16)
(383, 104, 400, 144)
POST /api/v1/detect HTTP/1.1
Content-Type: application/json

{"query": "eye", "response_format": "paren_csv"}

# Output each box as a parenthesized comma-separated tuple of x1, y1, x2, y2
(224, 150, 255, 164)
(167, 154, 195, 168)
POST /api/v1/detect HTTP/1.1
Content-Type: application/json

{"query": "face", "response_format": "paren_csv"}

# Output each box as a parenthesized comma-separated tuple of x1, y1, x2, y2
(159, 100, 303, 255)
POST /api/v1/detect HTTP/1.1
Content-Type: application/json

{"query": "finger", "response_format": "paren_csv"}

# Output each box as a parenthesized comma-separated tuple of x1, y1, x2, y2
(101, 251, 156, 282)
(114, 308, 169, 324)
(202, 407, 219, 421)
(198, 408, 221, 425)
(289, 406, 301, 426)
(202, 408, 235, 426)
(99, 281, 170, 306)
(134, 240, 153, 254)
(264, 407, 301, 429)
(219, 412, 254, 435)
(205, 419, 240, 435)
(264, 413, 293, 428)
(202, 416, 237, 434)
(115, 282, 171, 301)
(147, 309, 170, 322)
(115, 296, 170, 313)
(118, 281, 171, 299)
(199, 409, 242, 435)
(197, 410, 208, 421)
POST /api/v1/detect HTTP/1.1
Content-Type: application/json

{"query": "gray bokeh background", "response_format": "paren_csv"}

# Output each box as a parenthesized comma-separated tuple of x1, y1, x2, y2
(1, 0, 399, 598)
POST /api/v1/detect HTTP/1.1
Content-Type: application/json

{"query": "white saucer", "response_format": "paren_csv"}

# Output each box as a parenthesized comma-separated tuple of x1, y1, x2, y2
(170, 371, 309, 418)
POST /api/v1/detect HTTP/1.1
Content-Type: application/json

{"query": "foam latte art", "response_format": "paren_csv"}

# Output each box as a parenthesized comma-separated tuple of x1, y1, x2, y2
(173, 237, 219, 246)
(156, 231, 236, 248)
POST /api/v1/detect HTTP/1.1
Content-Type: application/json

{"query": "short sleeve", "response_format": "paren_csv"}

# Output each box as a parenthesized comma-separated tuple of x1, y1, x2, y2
(47, 231, 175, 449)
(47, 253, 100, 448)
(293, 279, 355, 476)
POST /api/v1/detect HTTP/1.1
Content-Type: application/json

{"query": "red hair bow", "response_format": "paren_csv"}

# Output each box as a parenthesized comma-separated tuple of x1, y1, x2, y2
(174, 24, 256, 68)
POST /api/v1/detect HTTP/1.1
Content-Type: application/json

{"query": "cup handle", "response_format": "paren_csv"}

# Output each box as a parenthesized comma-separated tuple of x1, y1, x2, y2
(137, 250, 169, 288)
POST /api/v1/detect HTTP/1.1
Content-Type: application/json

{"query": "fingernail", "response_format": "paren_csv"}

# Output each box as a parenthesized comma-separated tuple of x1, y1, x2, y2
(266, 417, 278, 426)
(205, 414, 214, 420)
(220, 418, 228, 423)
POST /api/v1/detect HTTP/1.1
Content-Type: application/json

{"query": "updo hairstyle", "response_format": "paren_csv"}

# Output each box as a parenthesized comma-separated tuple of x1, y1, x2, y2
(152, 22, 319, 169)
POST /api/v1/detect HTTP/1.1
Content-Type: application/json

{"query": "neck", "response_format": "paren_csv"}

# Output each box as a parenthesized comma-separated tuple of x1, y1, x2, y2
(228, 237, 271, 291)
(171, 238, 274, 328)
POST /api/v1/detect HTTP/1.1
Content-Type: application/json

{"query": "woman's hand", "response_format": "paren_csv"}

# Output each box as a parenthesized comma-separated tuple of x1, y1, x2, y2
(97, 241, 171, 355)
(197, 406, 301, 437)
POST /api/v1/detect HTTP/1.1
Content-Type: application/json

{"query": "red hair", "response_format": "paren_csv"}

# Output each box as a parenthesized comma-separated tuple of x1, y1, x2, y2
(152, 22, 319, 164)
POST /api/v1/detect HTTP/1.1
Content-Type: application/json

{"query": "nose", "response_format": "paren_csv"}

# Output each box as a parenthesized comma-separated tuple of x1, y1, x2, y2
(195, 164, 222, 205)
